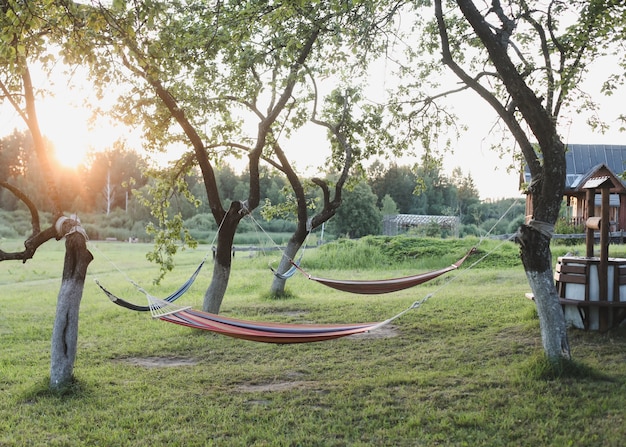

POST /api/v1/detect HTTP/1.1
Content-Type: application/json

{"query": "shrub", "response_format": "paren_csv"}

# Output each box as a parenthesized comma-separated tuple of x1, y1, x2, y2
(303, 236, 521, 271)
(553, 218, 585, 246)
(184, 213, 216, 232)
(506, 215, 526, 234)
(131, 221, 149, 241)
(0, 223, 18, 238)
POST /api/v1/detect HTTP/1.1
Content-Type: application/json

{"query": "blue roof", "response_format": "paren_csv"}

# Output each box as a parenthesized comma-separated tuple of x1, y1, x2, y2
(523, 144, 626, 189)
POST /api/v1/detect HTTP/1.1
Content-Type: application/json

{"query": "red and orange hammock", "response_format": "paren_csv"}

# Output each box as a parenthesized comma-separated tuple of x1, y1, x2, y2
(98, 283, 423, 343)
(144, 296, 419, 344)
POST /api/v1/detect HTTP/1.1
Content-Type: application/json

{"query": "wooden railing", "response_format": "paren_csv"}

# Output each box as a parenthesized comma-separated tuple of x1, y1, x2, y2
(491, 231, 626, 242)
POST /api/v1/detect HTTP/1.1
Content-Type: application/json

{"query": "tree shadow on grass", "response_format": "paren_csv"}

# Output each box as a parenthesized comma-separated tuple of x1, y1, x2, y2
(21, 376, 90, 401)
(521, 353, 616, 383)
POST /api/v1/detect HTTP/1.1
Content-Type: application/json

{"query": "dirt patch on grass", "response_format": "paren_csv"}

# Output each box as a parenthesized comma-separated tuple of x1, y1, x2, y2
(113, 326, 398, 370)
(347, 324, 400, 340)
(236, 371, 324, 393)
(117, 356, 200, 368)
(237, 381, 319, 393)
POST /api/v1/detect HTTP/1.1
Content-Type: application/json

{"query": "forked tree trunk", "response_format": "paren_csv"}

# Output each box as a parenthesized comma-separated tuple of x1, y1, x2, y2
(49, 228, 93, 390)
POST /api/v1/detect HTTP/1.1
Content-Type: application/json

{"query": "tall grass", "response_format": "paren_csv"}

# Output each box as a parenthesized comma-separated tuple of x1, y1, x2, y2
(1, 238, 626, 446)
(302, 236, 517, 271)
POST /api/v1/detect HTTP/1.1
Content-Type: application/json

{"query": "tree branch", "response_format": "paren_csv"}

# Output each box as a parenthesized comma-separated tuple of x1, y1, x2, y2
(0, 181, 65, 262)
(434, 0, 541, 177)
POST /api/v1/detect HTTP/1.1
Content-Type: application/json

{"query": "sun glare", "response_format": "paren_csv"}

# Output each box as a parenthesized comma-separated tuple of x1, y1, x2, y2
(39, 97, 121, 169)
(48, 130, 90, 169)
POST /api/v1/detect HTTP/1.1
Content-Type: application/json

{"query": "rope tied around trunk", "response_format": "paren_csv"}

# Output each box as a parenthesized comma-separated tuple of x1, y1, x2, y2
(527, 219, 555, 238)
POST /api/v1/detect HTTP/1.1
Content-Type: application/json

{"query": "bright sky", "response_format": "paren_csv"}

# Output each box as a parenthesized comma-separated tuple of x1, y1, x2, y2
(1, 57, 623, 201)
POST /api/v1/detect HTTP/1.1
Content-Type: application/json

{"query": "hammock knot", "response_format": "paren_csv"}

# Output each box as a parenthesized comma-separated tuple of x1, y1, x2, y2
(55, 214, 88, 241)
(411, 294, 432, 309)
(239, 200, 250, 215)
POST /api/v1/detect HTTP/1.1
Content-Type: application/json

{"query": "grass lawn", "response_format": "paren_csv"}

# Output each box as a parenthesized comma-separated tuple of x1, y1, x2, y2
(1, 238, 625, 446)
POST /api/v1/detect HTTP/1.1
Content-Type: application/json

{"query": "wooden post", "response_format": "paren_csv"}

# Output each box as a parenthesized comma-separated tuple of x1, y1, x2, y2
(586, 188, 595, 258)
(583, 176, 615, 331)
(599, 187, 610, 332)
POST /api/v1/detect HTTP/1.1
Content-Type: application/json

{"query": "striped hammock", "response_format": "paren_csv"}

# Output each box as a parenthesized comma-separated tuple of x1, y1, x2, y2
(147, 296, 420, 344)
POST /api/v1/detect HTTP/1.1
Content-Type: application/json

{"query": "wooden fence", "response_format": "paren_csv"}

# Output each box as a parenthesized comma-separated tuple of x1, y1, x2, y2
(491, 231, 626, 243)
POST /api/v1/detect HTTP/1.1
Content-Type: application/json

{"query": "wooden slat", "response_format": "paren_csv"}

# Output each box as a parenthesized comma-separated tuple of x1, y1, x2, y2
(554, 272, 588, 284)
(555, 264, 587, 275)
(559, 298, 626, 308)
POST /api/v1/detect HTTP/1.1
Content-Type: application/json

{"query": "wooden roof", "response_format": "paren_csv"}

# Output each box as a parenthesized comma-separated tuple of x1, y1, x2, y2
(385, 214, 459, 227)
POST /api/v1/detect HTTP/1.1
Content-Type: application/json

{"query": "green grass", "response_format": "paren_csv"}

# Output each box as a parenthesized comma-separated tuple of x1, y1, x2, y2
(1, 238, 626, 446)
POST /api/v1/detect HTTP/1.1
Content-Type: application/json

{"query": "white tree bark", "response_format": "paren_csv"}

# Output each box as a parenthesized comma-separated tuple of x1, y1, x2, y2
(526, 269, 571, 360)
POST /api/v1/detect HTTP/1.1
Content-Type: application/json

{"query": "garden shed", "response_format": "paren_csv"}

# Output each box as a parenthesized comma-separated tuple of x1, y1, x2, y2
(522, 144, 626, 230)
(382, 214, 460, 237)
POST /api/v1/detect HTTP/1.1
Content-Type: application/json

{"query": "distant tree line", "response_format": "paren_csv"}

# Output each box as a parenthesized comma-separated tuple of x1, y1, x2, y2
(0, 130, 524, 241)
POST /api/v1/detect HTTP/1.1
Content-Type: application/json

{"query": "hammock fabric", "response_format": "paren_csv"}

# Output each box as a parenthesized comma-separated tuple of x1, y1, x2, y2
(293, 248, 475, 295)
(270, 262, 299, 280)
(153, 304, 382, 344)
(95, 258, 207, 312)
(270, 245, 307, 280)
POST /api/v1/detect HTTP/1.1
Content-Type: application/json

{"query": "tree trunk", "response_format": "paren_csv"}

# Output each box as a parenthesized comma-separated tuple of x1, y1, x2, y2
(517, 225, 570, 361)
(439, 0, 571, 362)
(269, 237, 304, 296)
(203, 261, 231, 314)
(203, 203, 242, 313)
(49, 228, 93, 391)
